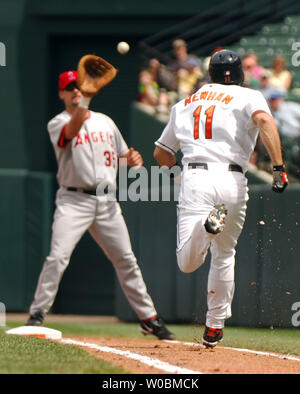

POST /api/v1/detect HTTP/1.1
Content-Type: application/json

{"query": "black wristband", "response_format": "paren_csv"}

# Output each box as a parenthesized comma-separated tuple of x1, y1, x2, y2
(170, 161, 179, 169)
(169, 162, 181, 179)
(273, 165, 285, 172)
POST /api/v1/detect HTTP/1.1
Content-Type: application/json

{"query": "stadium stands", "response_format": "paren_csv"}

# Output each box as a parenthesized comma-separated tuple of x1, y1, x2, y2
(229, 15, 300, 98)
(138, 9, 300, 181)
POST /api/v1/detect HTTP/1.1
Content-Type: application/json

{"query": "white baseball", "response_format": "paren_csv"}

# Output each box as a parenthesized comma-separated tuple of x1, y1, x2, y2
(117, 41, 130, 55)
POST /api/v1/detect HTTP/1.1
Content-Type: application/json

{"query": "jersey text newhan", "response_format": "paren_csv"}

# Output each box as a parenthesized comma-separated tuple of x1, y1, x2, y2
(185, 91, 234, 106)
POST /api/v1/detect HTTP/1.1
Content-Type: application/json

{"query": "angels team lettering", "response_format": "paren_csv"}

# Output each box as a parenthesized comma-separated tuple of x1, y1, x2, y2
(75, 131, 114, 148)
(185, 91, 234, 106)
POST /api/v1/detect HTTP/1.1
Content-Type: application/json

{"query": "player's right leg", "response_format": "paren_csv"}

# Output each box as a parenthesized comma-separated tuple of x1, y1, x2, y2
(27, 188, 95, 325)
(88, 201, 158, 321)
(176, 167, 216, 273)
(176, 207, 214, 273)
(205, 198, 247, 330)
(203, 171, 248, 347)
(88, 200, 175, 340)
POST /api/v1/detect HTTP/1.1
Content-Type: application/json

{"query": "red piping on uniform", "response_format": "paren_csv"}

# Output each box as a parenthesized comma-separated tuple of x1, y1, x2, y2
(143, 315, 157, 322)
(58, 125, 70, 148)
(58, 111, 90, 148)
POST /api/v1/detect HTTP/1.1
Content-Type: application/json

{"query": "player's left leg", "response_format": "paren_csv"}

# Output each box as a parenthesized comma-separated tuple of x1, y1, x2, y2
(205, 198, 247, 329)
(89, 201, 156, 320)
(176, 208, 214, 273)
(176, 166, 218, 273)
(88, 201, 152, 313)
(89, 200, 175, 339)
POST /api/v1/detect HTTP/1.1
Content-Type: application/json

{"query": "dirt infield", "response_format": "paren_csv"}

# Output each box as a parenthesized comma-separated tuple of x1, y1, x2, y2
(68, 335, 300, 374)
(7, 314, 300, 374)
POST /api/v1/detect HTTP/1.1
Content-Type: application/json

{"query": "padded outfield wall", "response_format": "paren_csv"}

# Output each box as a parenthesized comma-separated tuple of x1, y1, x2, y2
(0, 0, 299, 327)
(1, 106, 299, 328)
(0, 0, 223, 316)
(115, 105, 300, 328)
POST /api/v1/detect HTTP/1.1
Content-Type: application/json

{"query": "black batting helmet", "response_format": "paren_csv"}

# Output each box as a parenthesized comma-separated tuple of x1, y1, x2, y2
(209, 49, 244, 85)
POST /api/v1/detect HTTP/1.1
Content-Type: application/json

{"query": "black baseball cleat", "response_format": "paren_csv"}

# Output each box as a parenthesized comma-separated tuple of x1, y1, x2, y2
(26, 311, 45, 326)
(140, 317, 176, 340)
(205, 204, 228, 234)
(202, 326, 223, 348)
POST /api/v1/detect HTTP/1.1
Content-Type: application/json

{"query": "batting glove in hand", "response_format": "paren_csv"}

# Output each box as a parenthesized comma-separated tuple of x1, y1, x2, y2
(272, 165, 289, 193)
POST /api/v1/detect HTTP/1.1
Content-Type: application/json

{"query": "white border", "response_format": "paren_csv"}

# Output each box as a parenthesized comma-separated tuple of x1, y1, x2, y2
(164, 339, 300, 362)
(61, 337, 300, 375)
(61, 338, 203, 374)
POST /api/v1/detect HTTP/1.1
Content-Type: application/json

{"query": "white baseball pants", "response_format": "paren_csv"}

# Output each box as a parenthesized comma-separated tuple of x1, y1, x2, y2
(176, 164, 249, 328)
(29, 187, 157, 320)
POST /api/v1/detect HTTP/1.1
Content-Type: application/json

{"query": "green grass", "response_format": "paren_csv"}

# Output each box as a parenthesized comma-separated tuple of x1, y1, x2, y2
(220, 326, 300, 355)
(0, 330, 128, 374)
(1, 321, 300, 374)
(35, 322, 300, 356)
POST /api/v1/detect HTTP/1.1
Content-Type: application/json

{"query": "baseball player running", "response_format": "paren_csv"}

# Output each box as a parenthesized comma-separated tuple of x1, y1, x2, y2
(154, 49, 288, 347)
(26, 66, 175, 341)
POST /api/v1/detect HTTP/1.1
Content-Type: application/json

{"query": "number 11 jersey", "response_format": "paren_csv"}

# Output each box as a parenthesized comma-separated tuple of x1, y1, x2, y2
(155, 83, 271, 171)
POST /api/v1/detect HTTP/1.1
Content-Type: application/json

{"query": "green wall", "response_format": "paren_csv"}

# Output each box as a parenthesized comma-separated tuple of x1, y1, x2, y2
(0, 0, 221, 171)
(0, 170, 54, 311)
(115, 105, 300, 327)
(0, 0, 224, 317)
(0, 1, 27, 168)
(0, 0, 299, 326)
(117, 184, 300, 328)
(0, 170, 117, 315)
(1, 167, 299, 327)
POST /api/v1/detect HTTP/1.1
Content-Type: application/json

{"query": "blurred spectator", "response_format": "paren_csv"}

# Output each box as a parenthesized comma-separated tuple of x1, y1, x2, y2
(137, 68, 170, 117)
(269, 90, 300, 138)
(168, 39, 202, 74)
(192, 63, 211, 92)
(142, 40, 204, 106)
(268, 55, 292, 92)
(155, 88, 171, 119)
(137, 69, 160, 112)
(242, 53, 264, 89)
(268, 90, 300, 176)
(259, 69, 274, 100)
(193, 47, 224, 92)
(166, 39, 203, 100)
(201, 56, 212, 82)
(258, 69, 286, 101)
(177, 66, 203, 100)
(148, 58, 178, 92)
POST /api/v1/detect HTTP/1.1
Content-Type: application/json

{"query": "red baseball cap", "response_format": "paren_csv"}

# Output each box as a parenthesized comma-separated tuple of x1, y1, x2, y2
(59, 71, 78, 90)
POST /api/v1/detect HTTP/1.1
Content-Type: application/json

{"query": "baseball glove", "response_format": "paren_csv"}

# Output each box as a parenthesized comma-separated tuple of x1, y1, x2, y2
(77, 54, 118, 96)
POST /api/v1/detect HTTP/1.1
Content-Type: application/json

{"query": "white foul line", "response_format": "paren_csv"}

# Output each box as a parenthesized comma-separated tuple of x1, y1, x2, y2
(61, 338, 203, 374)
(222, 346, 300, 362)
(164, 339, 300, 362)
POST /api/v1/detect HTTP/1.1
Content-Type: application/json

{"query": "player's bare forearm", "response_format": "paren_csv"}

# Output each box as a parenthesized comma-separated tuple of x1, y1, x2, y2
(154, 146, 177, 168)
(252, 111, 283, 166)
(64, 107, 89, 140)
(120, 147, 143, 167)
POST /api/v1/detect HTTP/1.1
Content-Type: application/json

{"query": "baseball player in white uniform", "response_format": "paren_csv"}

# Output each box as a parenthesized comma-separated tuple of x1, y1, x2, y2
(154, 50, 288, 347)
(26, 70, 175, 340)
